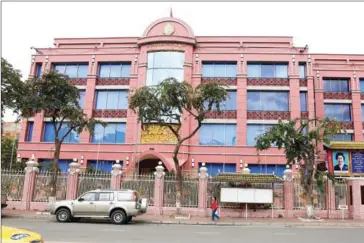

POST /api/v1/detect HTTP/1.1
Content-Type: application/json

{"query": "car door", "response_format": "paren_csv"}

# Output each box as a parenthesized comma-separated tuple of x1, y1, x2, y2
(94, 192, 115, 217)
(72, 192, 97, 216)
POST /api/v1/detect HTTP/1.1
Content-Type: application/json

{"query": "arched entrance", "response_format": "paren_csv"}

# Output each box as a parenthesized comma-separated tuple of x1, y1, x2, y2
(135, 150, 176, 175)
(138, 159, 160, 174)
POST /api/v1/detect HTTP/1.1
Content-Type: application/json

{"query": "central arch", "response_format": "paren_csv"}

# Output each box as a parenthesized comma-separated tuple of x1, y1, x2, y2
(135, 150, 175, 174)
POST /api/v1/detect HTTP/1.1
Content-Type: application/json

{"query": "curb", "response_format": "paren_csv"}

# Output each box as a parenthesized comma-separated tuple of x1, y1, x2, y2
(3, 214, 364, 228)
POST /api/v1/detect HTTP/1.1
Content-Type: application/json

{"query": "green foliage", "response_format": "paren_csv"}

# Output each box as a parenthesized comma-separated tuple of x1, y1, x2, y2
(1, 58, 24, 118)
(1, 136, 18, 169)
(86, 165, 106, 174)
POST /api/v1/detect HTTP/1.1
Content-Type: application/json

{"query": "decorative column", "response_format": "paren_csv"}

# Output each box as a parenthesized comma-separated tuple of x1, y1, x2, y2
(242, 163, 251, 174)
(66, 159, 81, 200)
(110, 160, 123, 189)
(198, 163, 209, 216)
(22, 155, 39, 210)
(283, 165, 294, 211)
(326, 177, 336, 218)
(153, 162, 165, 215)
(350, 72, 363, 141)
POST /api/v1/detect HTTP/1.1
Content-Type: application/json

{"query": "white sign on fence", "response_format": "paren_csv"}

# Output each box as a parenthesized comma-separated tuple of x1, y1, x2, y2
(220, 188, 273, 204)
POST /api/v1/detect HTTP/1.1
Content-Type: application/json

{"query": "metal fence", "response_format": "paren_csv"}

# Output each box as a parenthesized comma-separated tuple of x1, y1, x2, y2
(33, 171, 68, 202)
(1, 169, 25, 201)
(122, 174, 155, 206)
(293, 179, 326, 210)
(77, 172, 112, 197)
(335, 179, 348, 209)
(163, 175, 199, 208)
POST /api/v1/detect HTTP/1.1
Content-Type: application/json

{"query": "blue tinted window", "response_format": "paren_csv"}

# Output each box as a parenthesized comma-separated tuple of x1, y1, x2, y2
(53, 63, 89, 78)
(247, 91, 289, 111)
(87, 160, 120, 173)
(327, 134, 353, 142)
(247, 124, 274, 146)
(323, 78, 350, 92)
(198, 163, 236, 176)
(199, 124, 236, 146)
(202, 62, 237, 78)
(324, 104, 351, 121)
(300, 92, 307, 112)
(26, 122, 34, 142)
(78, 90, 85, 109)
(91, 123, 126, 144)
(204, 91, 237, 111)
(35, 63, 42, 78)
(299, 64, 306, 79)
(98, 63, 131, 78)
(362, 105, 364, 121)
(249, 164, 286, 177)
(360, 79, 364, 93)
(247, 63, 288, 78)
(43, 122, 80, 143)
(95, 90, 128, 109)
(39, 159, 72, 173)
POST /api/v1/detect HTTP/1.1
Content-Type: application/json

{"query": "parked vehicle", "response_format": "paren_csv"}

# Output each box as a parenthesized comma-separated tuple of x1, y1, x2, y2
(1, 193, 7, 209)
(50, 189, 148, 224)
(1, 226, 44, 243)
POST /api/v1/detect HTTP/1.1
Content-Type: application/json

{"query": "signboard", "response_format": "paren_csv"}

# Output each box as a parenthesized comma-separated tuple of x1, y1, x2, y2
(350, 151, 364, 174)
(332, 151, 350, 174)
(220, 188, 273, 204)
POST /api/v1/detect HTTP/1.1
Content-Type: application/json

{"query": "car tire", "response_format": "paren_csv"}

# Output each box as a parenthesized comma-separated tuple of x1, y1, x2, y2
(126, 216, 132, 224)
(56, 208, 71, 223)
(111, 210, 126, 225)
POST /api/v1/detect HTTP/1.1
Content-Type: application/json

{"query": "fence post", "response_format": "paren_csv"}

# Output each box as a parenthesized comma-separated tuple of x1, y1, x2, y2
(283, 165, 294, 211)
(326, 178, 336, 217)
(22, 157, 39, 210)
(198, 163, 208, 216)
(153, 161, 165, 215)
(66, 161, 81, 200)
(111, 160, 123, 189)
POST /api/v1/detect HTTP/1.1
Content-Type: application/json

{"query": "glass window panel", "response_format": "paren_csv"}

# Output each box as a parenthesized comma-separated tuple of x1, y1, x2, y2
(27, 122, 34, 142)
(360, 79, 364, 93)
(323, 79, 349, 92)
(121, 64, 131, 77)
(146, 70, 154, 86)
(115, 124, 125, 143)
(106, 91, 119, 109)
(117, 91, 128, 109)
(147, 53, 154, 68)
(36, 64, 42, 78)
(226, 64, 237, 77)
(58, 123, 69, 142)
(324, 104, 351, 121)
(247, 124, 273, 146)
(54, 64, 65, 74)
(99, 64, 110, 78)
(212, 125, 225, 145)
(327, 134, 352, 141)
(261, 64, 275, 78)
(225, 91, 237, 110)
(77, 65, 88, 78)
(95, 91, 108, 109)
(169, 52, 184, 68)
(214, 63, 226, 77)
(275, 64, 288, 78)
(247, 92, 261, 111)
(43, 123, 55, 142)
(110, 63, 122, 77)
(247, 64, 260, 78)
(202, 64, 214, 77)
(199, 125, 213, 145)
(68, 128, 80, 143)
(78, 90, 86, 109)
(362, 105, 364, 121)
(153, 52, 167, 68)
(300, 92, 307, 112)
(340, 80, 349, 92)
(299, 64, 306, 79)
(103, 124, 116, 143)
(92, 124, 104, 143)
(247, 91, 288, 111)
(225, 125, 237, 146)
(65, 65, 78, 78)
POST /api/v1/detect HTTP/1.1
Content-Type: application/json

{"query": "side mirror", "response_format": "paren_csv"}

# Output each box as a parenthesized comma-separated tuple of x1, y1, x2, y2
(78, 198, 85, 202)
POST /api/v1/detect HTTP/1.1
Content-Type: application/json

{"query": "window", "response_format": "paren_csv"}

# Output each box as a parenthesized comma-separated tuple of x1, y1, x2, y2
(53, 63, 88, 78)
(80, 192, 96, 201)
(300, 92, 307, 112)
(98, 62, 131, 78)
(247, 63, 288, 78)
(78, 90, 86, 109)
(35, 63, 42, 78)
(95, 90, 128, 109)
(146, 51, 184, 86)
(247, 91, 289, 111)
(26, 122, 34, 142)
(38, 159, 72, 172)
(247, 124, 274, 146)
(323, 78, 350, 92)
(249, 164, 286, 177)
(198, 163, 236, 176)
(324, 104, 351, 121)
(117, 192, 134, 201)
(92, 123, 126, 144)
(362, 105, 364, 121)
(199, 124, 236, 146)
(360, 79, 364, 93)
(299, 63, 306, 79)
(204, 91, 237, 111)
(202, 62, 237, 78)
(87, 160, 120, 172)
(98, 192, 114, 201)
(43, 122, 80, 143)
(327, 134, 353, 141)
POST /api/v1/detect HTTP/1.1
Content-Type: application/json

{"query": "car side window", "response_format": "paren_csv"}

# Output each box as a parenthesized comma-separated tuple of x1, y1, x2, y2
(117, 192, 132, 201)
(80, 192, 96, 201)
(98, 192, 114, 201)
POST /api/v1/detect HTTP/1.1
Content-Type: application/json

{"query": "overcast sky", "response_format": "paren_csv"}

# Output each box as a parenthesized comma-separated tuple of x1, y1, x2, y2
(2, 2, 364, 121)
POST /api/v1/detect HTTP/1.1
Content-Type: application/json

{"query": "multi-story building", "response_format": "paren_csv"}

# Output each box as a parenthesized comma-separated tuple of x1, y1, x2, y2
(2, 122, 21, 139)
(17, 15, 364, 175)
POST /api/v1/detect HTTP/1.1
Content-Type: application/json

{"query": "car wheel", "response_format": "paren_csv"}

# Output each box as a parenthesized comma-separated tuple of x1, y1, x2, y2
(126, 216, 132, 224)
(56, 208, 71, 223)
(111, 210, 126, 225)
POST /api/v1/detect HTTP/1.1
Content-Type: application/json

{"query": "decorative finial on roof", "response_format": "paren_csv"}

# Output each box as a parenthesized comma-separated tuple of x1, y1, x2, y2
(170, 7, 173, 18)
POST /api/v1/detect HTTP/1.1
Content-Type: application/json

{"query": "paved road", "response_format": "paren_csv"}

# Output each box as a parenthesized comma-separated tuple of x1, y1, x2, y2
(2, 218, 364, 243)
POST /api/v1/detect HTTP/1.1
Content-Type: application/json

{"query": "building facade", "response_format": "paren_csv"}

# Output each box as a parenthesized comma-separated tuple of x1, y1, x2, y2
(2, 122, 21, 139)
(17, 16, 364, 175)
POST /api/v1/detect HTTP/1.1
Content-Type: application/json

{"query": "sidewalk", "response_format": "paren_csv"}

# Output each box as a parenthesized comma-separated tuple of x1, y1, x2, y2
(2, 209, 364, 228)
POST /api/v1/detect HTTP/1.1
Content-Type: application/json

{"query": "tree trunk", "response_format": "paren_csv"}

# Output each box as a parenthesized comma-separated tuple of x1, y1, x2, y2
(173, 142, 183, 216)
(50, 140, 61, 197)
(304, 159, 316, 219)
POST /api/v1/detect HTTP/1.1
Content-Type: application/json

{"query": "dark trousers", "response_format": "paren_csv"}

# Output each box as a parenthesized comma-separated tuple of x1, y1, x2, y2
(212, 209, 220, 221)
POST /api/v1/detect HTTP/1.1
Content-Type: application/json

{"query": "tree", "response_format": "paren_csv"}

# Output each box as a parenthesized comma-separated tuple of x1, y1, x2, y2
(255, 118, 343, 219)
(129, 78, 228, 215)
(1, 58, 25, 119)
(17, 71, 103, 197)
(1, 136, 18, 169)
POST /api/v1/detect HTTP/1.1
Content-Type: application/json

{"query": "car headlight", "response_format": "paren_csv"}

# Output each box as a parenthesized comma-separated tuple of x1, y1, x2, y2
(11, 233, 30, 240)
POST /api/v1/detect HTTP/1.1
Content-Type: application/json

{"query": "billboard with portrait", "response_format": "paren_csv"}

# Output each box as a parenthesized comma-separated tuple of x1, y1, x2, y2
(332, 151, 350, 173)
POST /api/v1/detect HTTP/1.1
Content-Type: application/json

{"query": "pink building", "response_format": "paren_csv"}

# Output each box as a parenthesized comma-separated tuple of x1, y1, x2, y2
(17, 15, 364, 176)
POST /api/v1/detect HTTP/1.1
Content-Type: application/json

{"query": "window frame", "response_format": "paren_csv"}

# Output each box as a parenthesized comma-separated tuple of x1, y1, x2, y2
(247, 91, 290, 111)
(26, 122, 34, 142)
(53, 63, 89, 78)
(247, 63, 289, 78)
(91, 123, 126, 144)
(94, 90, 128, 110)
(299, 63, 306, 79)
(42, 122, 80, 143)
(324, 103, 352, 122)
(199, 123, 237, 146)
(300, 91, 307, 112)
(323, 78, 350, 93)
(202, 62, 238, 78)
(98, 62, 131, 78)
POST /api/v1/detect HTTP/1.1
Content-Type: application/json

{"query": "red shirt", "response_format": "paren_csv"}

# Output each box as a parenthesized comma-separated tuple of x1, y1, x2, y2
(211, 200, 218, 210)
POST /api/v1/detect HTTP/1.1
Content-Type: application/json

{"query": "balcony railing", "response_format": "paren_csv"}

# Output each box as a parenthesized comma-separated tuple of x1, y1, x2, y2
(247, 78, 289, 86)
(96, 77, 130, 86)
(323, 92, 351, 100)
(92, 109, 127, 118)
(247, 111, 290, 120)
(205, 110, 237, 119)
(68, 78, 87, 86)
(201, 77, 237, 86)
(299, 79, 308, 87)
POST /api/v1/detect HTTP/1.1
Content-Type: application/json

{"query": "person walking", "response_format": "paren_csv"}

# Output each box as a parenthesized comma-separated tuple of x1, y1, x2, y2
(211, 196, 220, 221)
